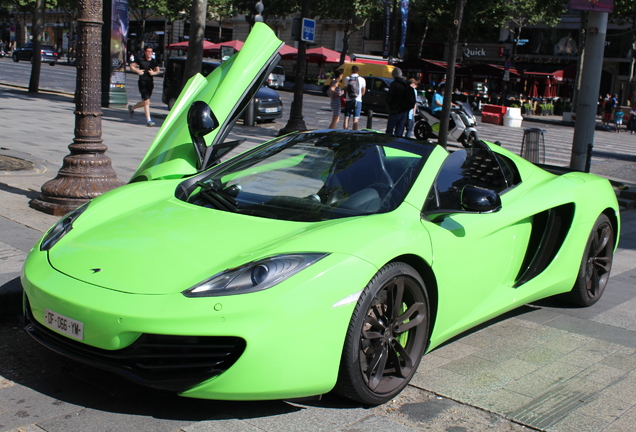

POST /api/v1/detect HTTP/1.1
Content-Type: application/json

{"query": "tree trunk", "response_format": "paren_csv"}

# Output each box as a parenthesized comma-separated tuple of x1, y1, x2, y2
(418, 20, 429, 59)
(438, 0, 466, 148)
(183, 0, 207, 86)
(29, 0, 45, 93)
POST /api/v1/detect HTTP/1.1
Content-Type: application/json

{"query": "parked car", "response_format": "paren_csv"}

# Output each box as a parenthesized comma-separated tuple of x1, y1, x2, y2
(162, 57, 283, 122)
(12, 43, 59, 65)
(360, 75, 392, 114)
(23, 23, 620, 407)
(266, 64, 285, 89)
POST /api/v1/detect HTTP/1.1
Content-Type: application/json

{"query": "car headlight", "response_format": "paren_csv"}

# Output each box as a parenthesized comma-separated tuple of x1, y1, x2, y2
(40, 203, 89, 251)
(183, 253, 328, 297)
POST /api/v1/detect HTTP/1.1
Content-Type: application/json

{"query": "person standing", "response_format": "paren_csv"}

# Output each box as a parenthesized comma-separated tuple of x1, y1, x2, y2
(328, 69, 343, 129)
(342, 65, 366, 130)
(614, 108, 624, 132)
(404, 78, 419, 138)
(128, 46, 160, 127)
(602, 93, 616, 127)
(385, 68, 413, 136)
(628, 106, 636, 134)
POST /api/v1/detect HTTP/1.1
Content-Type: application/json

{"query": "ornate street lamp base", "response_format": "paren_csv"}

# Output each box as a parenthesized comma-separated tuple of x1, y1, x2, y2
(30, 151, 124, 216)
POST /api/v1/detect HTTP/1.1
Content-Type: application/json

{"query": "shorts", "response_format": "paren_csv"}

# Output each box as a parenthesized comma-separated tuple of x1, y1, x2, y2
(603, 112, 612, 122)
(138, 79, 154, 101)
(343, 100, 362, 119)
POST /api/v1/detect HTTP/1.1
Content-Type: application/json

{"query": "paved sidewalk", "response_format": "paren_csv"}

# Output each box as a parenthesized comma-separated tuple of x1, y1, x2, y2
(1, 86, 636, 432)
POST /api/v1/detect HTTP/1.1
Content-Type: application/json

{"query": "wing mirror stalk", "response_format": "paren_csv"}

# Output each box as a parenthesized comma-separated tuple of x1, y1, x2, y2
(187, 101, 245, 171)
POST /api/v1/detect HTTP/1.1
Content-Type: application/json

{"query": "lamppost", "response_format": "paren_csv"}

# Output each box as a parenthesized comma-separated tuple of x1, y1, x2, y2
(30, 0, 123, 215)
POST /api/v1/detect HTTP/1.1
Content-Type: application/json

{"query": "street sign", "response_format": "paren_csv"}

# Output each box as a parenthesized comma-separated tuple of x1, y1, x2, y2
(301, 18, 315, 43)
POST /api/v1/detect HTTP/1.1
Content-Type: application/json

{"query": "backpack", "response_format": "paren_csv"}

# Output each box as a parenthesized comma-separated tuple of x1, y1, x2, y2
(347, 76, 360, 99)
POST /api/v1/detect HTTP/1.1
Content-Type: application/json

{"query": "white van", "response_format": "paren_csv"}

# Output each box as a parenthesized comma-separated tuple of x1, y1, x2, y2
(267, 65, 286, 89)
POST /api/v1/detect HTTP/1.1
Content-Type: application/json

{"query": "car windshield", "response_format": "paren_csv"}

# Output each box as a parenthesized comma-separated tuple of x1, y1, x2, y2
(186, 131, 433, 222)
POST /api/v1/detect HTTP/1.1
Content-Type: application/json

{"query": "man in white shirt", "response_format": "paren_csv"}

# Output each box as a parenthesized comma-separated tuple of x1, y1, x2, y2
(343, 65, 366, 130)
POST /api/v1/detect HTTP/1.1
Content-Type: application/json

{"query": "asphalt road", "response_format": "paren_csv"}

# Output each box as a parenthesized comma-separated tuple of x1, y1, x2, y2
(0, 56, 390, 133)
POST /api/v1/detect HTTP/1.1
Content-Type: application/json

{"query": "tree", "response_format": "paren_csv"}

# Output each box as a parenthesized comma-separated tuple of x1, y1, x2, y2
(128, 0, 166, 51)
(183, 0, 207, 84)
(313, 0, 382, 65)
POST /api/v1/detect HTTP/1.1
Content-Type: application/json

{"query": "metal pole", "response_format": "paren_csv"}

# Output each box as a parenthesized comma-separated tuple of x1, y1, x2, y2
(30, 0, 123, 215)
(571, 11, 608, 171)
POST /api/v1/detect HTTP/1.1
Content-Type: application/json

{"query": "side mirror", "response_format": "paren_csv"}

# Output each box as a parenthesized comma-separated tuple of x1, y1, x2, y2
(461, 185, 502, 213)
(187, 101, 219, 170)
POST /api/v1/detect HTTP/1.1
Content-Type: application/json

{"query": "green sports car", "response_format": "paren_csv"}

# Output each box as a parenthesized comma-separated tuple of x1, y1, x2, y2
(22, 24, 620, 405)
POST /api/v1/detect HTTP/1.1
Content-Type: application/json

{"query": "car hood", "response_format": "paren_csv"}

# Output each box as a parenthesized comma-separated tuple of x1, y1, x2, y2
(132, 23, 282, 182)
(46, 182, 417, 296)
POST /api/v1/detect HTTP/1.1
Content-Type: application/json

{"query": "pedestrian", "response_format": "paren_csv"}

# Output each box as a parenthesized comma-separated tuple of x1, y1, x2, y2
(128, 46, 160, 127)
(431, 82, 457, 118)
(342, 65, 366, 130)
(385, 68, 415, 136)
(404, 78, 419, 138)
(602, 93, 616, 127)
(629, 106, 636, 134)
(614, 108, 624, 133)
(432, 83, 445, 117)
(328, 69, 344, 129)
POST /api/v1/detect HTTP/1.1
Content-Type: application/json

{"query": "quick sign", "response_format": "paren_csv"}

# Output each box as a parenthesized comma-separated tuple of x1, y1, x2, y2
(301, 18, 315, 43)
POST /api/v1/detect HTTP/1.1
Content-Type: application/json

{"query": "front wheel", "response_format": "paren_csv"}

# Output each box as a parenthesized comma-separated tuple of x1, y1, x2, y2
(565, 213, 614, 306)
(12, 53, 18, 62)
(335, 262, 430, 405)
(414, 121, 434, 140)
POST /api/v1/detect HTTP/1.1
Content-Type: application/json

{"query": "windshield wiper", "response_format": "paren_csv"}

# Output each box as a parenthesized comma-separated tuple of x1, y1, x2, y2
(196, 181, 239, 212)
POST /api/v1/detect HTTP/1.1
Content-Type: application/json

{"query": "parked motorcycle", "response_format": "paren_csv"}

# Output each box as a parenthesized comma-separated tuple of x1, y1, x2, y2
(414, 98, 479, 147)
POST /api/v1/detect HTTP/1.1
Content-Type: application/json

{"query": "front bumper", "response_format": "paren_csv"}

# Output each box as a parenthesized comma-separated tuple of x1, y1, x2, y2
(22, 249, 374, 400)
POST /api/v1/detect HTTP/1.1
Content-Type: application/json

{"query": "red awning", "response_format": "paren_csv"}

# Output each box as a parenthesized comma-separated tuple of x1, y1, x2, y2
(166, 40, 217, 51)
(281, 46, 351, 64)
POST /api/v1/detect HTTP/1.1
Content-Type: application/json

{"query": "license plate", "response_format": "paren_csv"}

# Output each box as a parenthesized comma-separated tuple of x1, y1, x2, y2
(44, 309, 84, 340)
(264, 107, 279, 113)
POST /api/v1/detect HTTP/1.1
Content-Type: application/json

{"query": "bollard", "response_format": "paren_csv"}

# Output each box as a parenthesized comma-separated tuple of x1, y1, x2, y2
(366, 110, 373, 129)
(585, 143, 593, 173)
(245, 99, 255, 126)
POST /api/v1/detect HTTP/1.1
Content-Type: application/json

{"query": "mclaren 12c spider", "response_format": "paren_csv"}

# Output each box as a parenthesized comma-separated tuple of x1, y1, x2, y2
(22, 24, 620, 405)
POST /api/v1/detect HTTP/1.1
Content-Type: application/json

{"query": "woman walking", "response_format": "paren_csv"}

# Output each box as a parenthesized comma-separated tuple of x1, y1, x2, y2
(328, 70, 344, 129)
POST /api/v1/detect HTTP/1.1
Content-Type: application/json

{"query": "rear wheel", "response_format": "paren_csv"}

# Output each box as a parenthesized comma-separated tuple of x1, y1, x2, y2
(414, 121, 434, 140)
(566, 214, 614, 306)
(335, 262, 429, 405)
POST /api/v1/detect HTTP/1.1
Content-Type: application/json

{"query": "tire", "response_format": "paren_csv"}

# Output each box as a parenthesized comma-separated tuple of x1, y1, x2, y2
(414, 121, 434, 140)
(464, 131, 478, 148)
(335, 262, 429, 405)
(566, 214, 614, 307)
(12, 53, 18, 62)
(168, 98, 176, 110)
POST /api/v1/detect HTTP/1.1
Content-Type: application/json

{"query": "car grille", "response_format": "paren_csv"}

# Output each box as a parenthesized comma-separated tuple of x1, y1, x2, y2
(24, 296, 245, 392)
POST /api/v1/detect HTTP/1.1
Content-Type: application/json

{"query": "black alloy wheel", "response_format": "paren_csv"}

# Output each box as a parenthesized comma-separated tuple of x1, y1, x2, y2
(414, 121, 434, 140)
(335, 262, 429, 405)
(567, 213, 614, 307)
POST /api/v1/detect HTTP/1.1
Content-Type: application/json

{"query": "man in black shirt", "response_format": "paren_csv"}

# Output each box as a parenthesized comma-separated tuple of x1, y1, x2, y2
(128, 46, 160, 127)
(385, 68, 414, 136)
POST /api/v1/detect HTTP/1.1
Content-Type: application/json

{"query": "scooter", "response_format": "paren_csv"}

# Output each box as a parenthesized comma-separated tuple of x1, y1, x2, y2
(414, 98, 479, 147)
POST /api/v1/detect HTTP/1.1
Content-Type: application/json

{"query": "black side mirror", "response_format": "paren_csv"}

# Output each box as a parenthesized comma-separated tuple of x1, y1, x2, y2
(461, 185, 502, 213)
(187, 101, 219, 170)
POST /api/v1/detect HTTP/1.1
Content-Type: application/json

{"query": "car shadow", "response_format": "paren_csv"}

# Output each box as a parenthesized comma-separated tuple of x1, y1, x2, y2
(0, 309, 367, 428)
